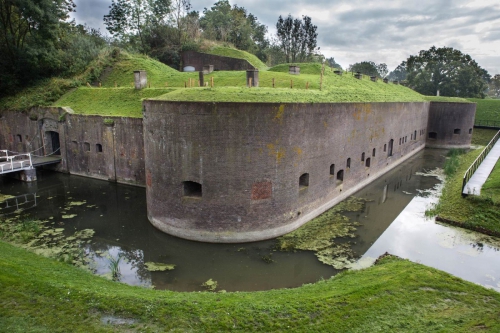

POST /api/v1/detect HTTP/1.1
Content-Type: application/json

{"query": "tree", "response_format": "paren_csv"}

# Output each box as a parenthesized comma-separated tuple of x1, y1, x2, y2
(489, 74, 500, 98)
(199, 1, 268, 59)
(275, 14, 318, 63)
(347, 61, 378, 76)
(326, 57, 342, 70)
(347, 61, 388, 78)
(0, 0, 77, 94)
(405, 46, 489, 98)
(104, 0, 171, 52)
(387, 64, 407, 81)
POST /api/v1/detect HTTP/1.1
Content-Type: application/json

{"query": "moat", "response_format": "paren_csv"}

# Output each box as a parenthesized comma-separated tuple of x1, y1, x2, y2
(1, 148, 499, 292)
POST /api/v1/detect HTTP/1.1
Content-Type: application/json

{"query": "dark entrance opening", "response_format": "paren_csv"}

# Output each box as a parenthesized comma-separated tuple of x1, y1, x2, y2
(46, 131, 61, 155)
(183, 181, 202, 198)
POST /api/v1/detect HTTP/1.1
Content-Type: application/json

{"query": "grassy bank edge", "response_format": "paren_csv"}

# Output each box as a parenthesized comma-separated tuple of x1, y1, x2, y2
(1, 241, 500, 332)
(429, 147, 500, 237)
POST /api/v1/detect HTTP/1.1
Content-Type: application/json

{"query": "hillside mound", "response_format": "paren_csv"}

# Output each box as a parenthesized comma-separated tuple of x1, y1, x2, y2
(202, 46, 267, 70)
(269, 63, 324, 75)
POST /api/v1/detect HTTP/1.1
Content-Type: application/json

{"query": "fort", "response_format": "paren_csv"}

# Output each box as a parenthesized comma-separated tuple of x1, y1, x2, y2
(0, 49, 477, 243)
(0, 99, 475, 242)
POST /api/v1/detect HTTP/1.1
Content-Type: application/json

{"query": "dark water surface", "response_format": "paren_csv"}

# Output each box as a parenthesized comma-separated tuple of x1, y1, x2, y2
(1, 149, 499, 292)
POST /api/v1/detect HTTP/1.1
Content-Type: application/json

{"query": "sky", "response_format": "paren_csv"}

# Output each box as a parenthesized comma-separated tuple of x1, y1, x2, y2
(71, 0, 500, 75)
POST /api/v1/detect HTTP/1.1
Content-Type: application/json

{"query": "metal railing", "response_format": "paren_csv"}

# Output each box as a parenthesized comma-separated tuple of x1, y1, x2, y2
(0, 152, 33, 174)
(462, 129, 500, 196)
(474, 120, 500, 129)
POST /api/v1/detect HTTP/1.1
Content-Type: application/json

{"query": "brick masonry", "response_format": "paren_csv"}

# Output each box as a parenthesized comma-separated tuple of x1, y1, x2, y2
(0, 100, 476, 242)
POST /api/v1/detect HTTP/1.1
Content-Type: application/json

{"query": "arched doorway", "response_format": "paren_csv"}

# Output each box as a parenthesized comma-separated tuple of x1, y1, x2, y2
(45, 131, 61, 155)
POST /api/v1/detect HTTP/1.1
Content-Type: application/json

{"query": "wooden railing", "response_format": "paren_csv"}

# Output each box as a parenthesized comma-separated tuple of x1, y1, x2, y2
(462, 130, 500, 196)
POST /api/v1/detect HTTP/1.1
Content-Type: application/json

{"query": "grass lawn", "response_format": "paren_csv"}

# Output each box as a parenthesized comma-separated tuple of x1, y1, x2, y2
(471, 128, 499, 146)
(429, 147, 500, 236)
(53, 88, 174, 117)
(482, 159, 500, 204)
(1, 241, 499, 332)
(203, 46, 267, 70)
(468, 98, 500, 122)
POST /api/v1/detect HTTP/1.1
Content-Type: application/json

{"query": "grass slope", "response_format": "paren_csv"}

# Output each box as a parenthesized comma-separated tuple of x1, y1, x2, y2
(156, 70, 426, 103)
(1, 241, 499, 332)
(429, 147, 500, 236)
(53, 88, 174, 117)
(424, 96, 471, 103)
(482, 159, 500, 204)
(468, 98, 500, 122)
(268, 63, 324, 75)
(204, 46, 267, 70)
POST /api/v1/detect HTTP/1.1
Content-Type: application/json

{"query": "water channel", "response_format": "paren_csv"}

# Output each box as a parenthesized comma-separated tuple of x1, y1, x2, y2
(1, 148, 499, 292)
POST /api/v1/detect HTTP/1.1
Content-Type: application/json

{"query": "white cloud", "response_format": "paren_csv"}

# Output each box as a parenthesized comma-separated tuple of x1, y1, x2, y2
(72, 0, 500, 74)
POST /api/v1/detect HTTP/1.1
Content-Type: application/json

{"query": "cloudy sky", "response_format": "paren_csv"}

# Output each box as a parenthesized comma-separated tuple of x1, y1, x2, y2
(71, 0, 500, 75)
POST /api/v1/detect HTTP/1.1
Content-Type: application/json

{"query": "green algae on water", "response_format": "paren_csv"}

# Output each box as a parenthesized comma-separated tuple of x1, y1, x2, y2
(202, 278, 218, 291)
(144, 262, 176, 271)
(277, 197, 365, 269)
(0, 215, 95, 269)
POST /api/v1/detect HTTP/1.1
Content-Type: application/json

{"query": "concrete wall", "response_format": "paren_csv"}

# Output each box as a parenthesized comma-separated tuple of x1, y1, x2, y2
(426, 102, 476, 148)
(182, 51, 254, 71)
(64, 115, 145, 185)
(143, 101, 430, 242)
(0, 109, 145, 186)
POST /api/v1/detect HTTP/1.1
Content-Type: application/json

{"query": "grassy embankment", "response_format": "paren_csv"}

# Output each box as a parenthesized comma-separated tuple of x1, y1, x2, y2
(203, 45, 268, 70)
(428, 128, 500, 236)
(468, 98, 500, 122)
(1, 241, 500, 332)
(48, 51, 426, 117)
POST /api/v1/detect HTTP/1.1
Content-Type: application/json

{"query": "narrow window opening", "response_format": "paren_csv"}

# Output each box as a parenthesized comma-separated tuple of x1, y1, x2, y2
(84, 142, 90, 151)
(361, 152, 365, 162)
(454, 128, 461, 135)
(346, 158, 351, 168)
(96, 144, 103, 153)
(365, 158, 371, 167)
(336, 169, 344, 185)
(372, 148, 376, 157)
(16, 134, 22, 143)
(405, 136, 407, 143)
(399, 138, 401, 145)
(329, 164, 335, 176)
(414, 130, 417, 140)
(383, 144, 387, 152)
(469, 128, 472, 134)
(183, 181, 202, 198)
(299, 173, 309, 189)
(388, 139, 394, 157)
(428, 132, 437, 139)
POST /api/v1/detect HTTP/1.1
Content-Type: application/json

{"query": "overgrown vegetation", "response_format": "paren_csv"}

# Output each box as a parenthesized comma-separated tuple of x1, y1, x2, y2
(1, 241, 500, 332)
(428, 148, 500, 236)
(277, 197, 364, 268)
(0, 48, 118, 111)
(443, 149, 467, 177)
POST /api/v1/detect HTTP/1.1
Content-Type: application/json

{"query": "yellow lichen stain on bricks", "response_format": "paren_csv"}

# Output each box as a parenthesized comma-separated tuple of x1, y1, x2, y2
(267, 142, 286, 164)
(273, 104, 285, 124)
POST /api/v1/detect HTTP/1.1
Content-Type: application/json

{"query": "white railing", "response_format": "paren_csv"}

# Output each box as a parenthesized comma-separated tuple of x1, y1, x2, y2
(0, 152, 33, 174)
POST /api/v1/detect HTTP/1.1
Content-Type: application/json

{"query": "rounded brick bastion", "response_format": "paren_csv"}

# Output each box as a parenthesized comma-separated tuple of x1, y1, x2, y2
(425, 102, 476, 148)
(142, 101, 440, 243)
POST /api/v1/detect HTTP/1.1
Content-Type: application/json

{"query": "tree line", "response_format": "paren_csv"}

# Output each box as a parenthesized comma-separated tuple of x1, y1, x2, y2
(0, 0, 496, 100)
